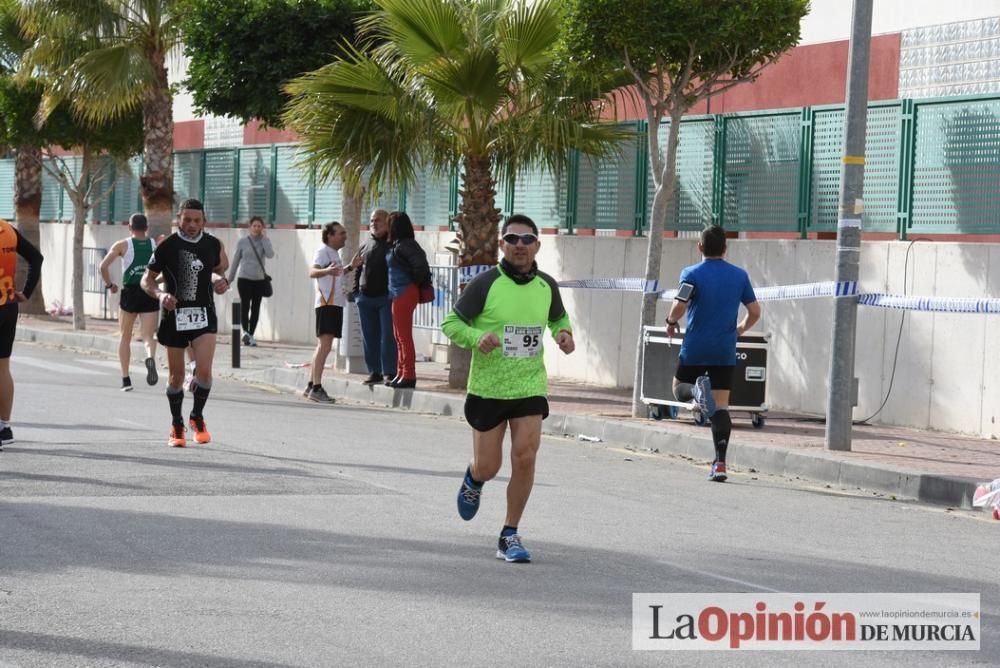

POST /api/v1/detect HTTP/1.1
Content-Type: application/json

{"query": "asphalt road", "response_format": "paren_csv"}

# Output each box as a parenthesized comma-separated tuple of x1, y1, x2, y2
(0, 344, 996, 667)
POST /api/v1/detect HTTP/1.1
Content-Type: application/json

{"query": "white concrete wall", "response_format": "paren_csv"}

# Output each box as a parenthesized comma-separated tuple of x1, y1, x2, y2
(38, 223, 1000, 438)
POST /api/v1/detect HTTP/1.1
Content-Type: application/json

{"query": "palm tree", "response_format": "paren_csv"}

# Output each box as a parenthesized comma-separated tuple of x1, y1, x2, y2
(284, 0, 625, 267)
(19, 0, 182, 237)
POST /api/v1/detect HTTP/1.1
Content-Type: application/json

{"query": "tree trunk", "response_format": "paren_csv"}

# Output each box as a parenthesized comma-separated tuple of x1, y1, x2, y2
(340, 181, 365, 263)
(14, 145, 46, 315)
(447, 155, 501, 388)
(71, 151, 91, 331)
(631, 108, 682, 416)
(455, 155, 500, 267)
(140, 49, 174, 239)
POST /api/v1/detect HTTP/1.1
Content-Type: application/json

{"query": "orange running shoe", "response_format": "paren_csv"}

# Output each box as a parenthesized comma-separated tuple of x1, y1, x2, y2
(189, 416, 211, 444)
(168, 422, 186, 447)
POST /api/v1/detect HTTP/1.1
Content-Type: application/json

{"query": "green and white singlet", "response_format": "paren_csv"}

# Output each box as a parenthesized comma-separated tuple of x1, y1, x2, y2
(122, 237, 156, 287)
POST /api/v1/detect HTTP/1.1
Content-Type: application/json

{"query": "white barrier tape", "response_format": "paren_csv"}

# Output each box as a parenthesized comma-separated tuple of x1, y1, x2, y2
(458, 269, 1000, 314)
(558, 278, 660, 293)
(858, 293, 1000, 314)
(754, 281, 857, 302)
(658, 281, 857, 302)
(459, 264, 494, 282)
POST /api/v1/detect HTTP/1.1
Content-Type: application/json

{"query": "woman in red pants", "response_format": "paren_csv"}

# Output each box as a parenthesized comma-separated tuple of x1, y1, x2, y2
(385, 211, 430, 388)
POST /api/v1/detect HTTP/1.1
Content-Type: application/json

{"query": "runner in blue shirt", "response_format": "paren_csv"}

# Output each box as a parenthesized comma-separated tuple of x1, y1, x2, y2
(665, 225, 761, 482)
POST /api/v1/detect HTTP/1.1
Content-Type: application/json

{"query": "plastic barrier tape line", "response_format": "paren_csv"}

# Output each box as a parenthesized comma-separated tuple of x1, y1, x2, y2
(559, 278, 660, 293)
(463, 270, 1000, 315)
(658, 281, 857, 302)
(858, 294, 1000, 314)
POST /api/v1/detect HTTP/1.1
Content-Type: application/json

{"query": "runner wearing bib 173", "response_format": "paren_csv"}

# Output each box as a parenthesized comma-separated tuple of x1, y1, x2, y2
(141, 199, 230, 448)
(441, 213, 575, 564)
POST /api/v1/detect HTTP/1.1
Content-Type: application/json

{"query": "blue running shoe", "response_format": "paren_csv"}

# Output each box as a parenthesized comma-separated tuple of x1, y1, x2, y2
(694, 375, 716, 418)
(457, 467, 482, 521)
(496, 534, 531, 563)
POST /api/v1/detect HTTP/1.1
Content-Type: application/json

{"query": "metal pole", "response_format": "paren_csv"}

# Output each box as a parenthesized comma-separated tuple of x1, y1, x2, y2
(825, 0, 874, 451)
(231, 301, 241, 369)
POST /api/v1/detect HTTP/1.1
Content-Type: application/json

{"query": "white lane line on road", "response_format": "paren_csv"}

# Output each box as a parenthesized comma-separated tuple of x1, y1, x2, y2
(12, 356, 103, 375)
(116, 418, 148, 429)
(656, 557, 783, 593)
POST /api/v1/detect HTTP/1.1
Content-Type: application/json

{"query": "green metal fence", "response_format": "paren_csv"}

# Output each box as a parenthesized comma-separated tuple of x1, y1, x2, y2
(4, 93, 1000, 236)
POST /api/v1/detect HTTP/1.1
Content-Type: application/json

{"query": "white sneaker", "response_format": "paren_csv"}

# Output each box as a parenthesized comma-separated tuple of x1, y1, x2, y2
(693, 375, 716, 417)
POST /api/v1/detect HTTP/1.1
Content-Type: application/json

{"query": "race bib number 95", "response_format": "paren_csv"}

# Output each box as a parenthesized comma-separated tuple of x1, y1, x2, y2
(503, 325, 543, 358)
(176, 306, 208, 332)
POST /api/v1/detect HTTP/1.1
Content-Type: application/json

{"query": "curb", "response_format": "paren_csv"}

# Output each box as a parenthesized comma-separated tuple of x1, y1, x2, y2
(16, 325, 979, 509)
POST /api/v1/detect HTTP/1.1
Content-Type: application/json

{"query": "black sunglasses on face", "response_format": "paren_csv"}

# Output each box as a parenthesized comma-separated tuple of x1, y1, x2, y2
(502, 233, 538, 245)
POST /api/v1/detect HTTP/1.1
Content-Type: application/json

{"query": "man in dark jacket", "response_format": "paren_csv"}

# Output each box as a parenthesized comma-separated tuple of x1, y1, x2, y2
(352, 208, 397, 385)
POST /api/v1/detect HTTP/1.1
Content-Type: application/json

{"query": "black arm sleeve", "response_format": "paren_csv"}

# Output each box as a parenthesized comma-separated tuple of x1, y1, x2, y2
(538, 271, 567, 322)
(15, 229, 44, 299)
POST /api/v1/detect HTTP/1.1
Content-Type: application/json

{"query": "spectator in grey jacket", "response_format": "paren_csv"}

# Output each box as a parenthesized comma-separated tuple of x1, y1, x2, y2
(228, 216, 274, 346)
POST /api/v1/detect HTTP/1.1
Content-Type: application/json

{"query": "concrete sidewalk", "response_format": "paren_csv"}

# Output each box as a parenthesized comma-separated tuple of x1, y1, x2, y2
(15, 314, 1000, 510)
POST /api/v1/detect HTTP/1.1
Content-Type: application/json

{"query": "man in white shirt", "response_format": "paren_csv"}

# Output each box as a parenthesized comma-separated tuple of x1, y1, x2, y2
(304, 222, 351, 403)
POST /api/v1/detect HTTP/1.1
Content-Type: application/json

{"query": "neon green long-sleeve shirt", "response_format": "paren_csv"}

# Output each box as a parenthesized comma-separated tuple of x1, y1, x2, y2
(441, 263, 572, 399)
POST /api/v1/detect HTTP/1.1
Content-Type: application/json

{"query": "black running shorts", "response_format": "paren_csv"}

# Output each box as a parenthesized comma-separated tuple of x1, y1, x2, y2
(674, 364, 735, 391)
(315, 305, 343, 338)
(464, 394, 549, 433)
(119, 284, 160, 313)
(157, 306, 218, 348)
(0, 303, 17, 359)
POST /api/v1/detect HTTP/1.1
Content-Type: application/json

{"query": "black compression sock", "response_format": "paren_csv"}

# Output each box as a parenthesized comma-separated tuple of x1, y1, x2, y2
(711, 409, 732, 462)
(167, 387, 184, 422)
(191, 382, 211, 418)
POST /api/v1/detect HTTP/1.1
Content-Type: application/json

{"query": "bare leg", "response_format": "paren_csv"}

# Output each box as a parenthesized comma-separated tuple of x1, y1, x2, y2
(138, 311, 158, 361)
(713, 389, 730, 410)
(117, 310, 138, 378)
(166, 346, 188, 388)
(190, 333, 216, 386)
(470, 421, 507, 483)
(311, 334, 334, 386)
(0, 358, 13, 421)
(504, 415, 543, 527)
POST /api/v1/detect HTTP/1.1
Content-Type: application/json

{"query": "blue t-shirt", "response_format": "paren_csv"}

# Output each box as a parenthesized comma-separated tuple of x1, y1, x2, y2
(677, 259, 757, 366)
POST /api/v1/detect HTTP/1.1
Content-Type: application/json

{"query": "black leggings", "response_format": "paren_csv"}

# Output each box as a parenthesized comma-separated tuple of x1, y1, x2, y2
(237, 278, 268, 335)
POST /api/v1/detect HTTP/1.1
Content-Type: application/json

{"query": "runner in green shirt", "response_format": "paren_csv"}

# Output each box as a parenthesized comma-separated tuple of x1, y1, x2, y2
(442, 214, 575, 563)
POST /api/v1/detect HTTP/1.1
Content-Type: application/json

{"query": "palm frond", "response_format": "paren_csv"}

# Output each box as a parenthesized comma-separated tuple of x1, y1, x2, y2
(496, 0, 559, 80)
(69, 42, 152, 123)
(284, 46, 440, 193)
(371, 0, 466, 66)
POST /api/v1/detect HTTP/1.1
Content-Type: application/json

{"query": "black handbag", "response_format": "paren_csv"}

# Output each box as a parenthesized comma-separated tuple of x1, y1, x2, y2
(248, 237, 273, 297)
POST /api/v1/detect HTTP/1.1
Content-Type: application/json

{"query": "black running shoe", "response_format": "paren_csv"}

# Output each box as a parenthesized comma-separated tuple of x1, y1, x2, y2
(0, 426, 12, 447)
(362, 373, 384, 385)
(121, 377, 133, 392)
(145, 357, 158, 386)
